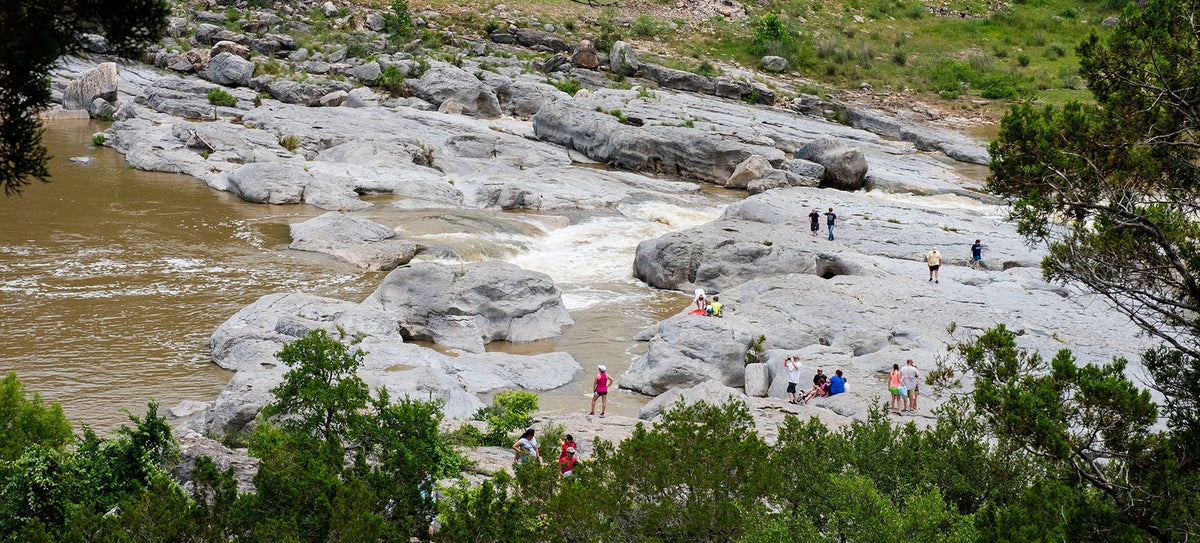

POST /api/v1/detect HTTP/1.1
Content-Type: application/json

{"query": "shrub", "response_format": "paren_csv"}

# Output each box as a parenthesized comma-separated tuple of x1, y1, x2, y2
(205, 87, 237, 107)
(1045, 43, 1067, 60)
(378, 65, 405, 94)
(91, 133, 106, 146)
(474, 390, 539, 446)
(631, 14, 668, 38)
(928, 60, 979, 97)
(548, 78, 582, 96)
(1017, 52, 1032, 66)
(978, 73, 1024, 99)
(279, 134, 300, 152)
(386, 0, 415, 40)
(695, 60, 719, 77)
(891, 48, 908, 66)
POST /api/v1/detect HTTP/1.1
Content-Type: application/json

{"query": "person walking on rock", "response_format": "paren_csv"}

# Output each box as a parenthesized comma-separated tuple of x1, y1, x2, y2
(824, 207, 838, 240)
(971, 239, 983, 271)
(926, 247, 942, 283)
(809, 208, 821, 237)
(589, 365, 613, 417)
(900, 359, 920, 412)
(784, 356, 802, 404)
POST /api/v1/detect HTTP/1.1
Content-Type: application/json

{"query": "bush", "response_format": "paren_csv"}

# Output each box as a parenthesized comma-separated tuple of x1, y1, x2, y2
(386, 0, 415, 40)
(474, 390, 539, 446)
(279, 134, 300, 152)
(548, 78, 582, 96)
(205, 87, 237, 107)
(928, 60, 979, 98)
(1017, 52, 1032, 67)
(91, 133, 106, 146)
(377, 65, 406, 94)
(631, 15, 668, 38)
(978, 73, 1025, 99)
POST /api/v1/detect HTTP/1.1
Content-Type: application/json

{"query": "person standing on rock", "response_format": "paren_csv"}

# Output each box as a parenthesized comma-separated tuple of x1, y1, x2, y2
(824, 207, 838, 240)
(785, 356, 802, 404)
(590, 365, 613, 417)
(513, 428, 540, 465)
(970, 239, 983, 270)
(889, 363, 904, 414)
(809, 207, 821, 237)
(926, 247, 943, 283)
(900, 359, 921, 411)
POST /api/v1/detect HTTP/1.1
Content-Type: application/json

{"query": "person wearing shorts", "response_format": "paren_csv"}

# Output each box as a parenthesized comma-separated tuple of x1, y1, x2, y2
(971, 239, 983, 270)
(900, 359, 920, 412)
(926, 247, 942, 283)
(809, 208, 821, 236)
(784, 356, 801, 404)
(589, 365, 614, 417)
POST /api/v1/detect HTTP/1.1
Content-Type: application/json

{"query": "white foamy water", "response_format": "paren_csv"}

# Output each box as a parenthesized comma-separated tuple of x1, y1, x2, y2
(511, 201, 724, 299)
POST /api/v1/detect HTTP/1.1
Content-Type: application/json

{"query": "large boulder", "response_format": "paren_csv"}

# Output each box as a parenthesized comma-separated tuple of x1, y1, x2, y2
(725, 155, 773, 189)
(62, 62, 118, 111)
(623, 315, 760, 395)
(494, 81, 563, 119)
(744, 362, 770, 396)
(638, 379, 745, 420)
(794, 136, 868, 190)
(638, 63, 715, 94)
(411, 64, 501, 118)
(761, 56, 788, 72)
(363, 261, 574, 353)
(515, 28, 568, 52)
(609, 41, 639, 77)
(266, 78, 354, 106)
(532, 101, 783, 185)
(288, 212, 419, 271)
(203, 52, 255, 87)
(571, 40, 600, 69)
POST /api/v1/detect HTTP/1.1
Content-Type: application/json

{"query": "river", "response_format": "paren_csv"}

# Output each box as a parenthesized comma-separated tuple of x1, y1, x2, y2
(0, 120, 736, 431)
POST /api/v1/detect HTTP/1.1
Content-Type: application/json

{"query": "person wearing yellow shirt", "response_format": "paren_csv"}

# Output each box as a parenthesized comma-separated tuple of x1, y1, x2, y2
(706, 296, 723, 317)
(925, 248, 942, 284)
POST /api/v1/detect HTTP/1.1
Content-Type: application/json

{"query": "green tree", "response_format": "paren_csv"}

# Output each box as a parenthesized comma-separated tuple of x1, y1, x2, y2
(986, 0, 1200, 539)
(262, 328, 371, 444)
(0, 0, 168, 196)
(956, 325, 1196, 541)
(0, 372, 73, 463)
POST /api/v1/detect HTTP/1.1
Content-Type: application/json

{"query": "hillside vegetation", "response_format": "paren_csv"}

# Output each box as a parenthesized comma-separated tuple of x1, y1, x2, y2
(391, 0, 1127, 110)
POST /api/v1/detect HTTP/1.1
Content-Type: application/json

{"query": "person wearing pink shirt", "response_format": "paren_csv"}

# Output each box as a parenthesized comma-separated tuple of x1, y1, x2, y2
(589, 365, 614, 417)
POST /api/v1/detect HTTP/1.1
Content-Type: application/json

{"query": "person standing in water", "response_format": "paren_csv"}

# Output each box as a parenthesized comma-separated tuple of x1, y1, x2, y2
(589, 365, 614, 417)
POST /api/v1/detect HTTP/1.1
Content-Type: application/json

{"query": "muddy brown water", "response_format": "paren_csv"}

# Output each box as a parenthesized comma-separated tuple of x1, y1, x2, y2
(2, 120, 729, 431)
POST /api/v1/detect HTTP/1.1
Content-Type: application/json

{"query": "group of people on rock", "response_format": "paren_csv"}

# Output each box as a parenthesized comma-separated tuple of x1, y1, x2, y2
(512, 429, 579, 476)
(809, 207, 839, 240)
(690, 289, 723, 317)
(888, 359, 921, 414)
(784, 356, 846, 404)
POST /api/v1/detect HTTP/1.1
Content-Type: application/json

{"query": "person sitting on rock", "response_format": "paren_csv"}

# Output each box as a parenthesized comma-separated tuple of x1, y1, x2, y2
(828, 369, 846, 396)
(802, 368, 829, 403)
(706, 295, 723, 317)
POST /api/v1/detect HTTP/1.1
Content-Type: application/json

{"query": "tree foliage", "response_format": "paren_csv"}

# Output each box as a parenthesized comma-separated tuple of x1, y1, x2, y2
(0, 0, 168, 196)
(986, 1, 1200, 539)
(262, 328, 371, 444)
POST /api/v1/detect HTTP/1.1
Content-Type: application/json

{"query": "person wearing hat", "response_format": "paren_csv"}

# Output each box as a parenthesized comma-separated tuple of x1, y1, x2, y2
(589, 365, 614, 417)
(560, 446, 579, 476)
(559, 434, 578, 463)
(926, 247, 943, 283)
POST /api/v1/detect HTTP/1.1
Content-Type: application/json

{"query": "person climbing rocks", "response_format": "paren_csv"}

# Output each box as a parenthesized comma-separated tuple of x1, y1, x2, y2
(589, 365, 614, 417)
(926, 247, 942, 283)
(692, 288, 708, 312)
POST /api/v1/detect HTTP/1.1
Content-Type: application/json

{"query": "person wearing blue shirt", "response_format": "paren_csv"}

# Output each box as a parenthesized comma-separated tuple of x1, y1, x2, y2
(828, 369, 846, 395)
